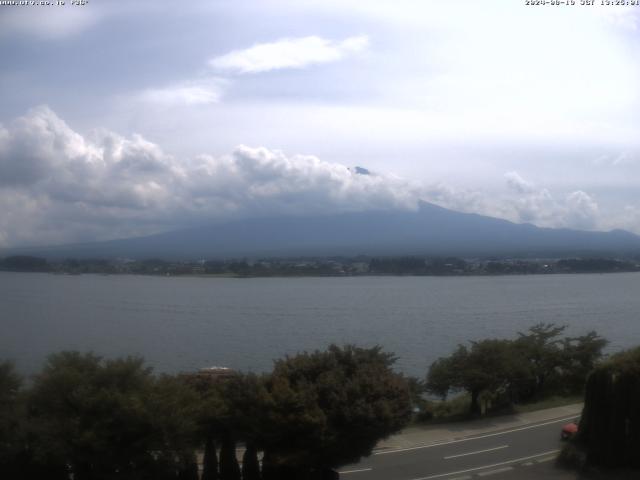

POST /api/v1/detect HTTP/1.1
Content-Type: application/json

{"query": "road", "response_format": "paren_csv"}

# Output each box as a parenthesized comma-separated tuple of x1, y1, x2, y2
(338, 415, 579, 480)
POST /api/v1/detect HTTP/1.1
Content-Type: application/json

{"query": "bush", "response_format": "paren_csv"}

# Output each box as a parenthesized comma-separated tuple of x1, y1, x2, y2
(557, 442, 587, 471)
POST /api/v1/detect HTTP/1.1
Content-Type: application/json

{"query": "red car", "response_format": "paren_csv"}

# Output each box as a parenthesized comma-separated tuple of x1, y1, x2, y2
(561, 421, 579, 440)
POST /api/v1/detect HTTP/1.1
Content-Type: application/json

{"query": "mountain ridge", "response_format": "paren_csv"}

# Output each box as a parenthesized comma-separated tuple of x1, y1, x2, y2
(3, 202, 640, 260)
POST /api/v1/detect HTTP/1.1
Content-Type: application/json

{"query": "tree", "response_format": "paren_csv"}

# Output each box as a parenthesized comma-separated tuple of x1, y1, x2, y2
(27, 352, 200, 479)
(426, 340, 521, 415)
(515, 323, 567, 399)
(147, 374, 202, 476)
(218, 374, 269, 480)
(190, 372, 267, 480)
(578, 346, 640, 468)
(241, 443, 261, 480)
(560, 331, 608, 394)
(201, 436, 219, 480)
(260, 345, 412, 479)
(0, 255, 49, 272)
(0, 361, 26, 478)
(219, 433, 241, 480)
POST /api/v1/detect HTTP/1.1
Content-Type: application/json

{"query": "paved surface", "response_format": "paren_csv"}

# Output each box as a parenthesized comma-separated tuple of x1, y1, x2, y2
(338, 404, 583, 480)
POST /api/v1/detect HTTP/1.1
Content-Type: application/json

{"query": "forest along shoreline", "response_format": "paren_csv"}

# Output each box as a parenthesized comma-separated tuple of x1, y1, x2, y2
(2, 254, 640, 277)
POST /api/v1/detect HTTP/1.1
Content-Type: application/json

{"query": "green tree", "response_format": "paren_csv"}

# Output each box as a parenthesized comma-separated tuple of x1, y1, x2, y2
(0, 361, 26, 478)
(201, 436, 219, 480)
(185, 375, 223, 480)
(578, 346, 640, 468)
(427, 325, 608, 416)
(27, 352, 200, 480)
(426, 340, 520, 415)
(148, 374, 202, 477)
(261, 345, 411, 479)
(515, 323, 567, 399)
(219, 373, 270, 480)
(241, 443, 261, 480)
(560, 331, 608, 394)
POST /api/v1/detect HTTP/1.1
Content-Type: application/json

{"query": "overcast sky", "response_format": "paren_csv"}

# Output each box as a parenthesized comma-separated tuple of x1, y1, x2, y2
(1, 0, 639, 247)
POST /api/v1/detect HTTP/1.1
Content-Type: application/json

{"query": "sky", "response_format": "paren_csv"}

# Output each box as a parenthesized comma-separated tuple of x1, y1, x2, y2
(0, 0, 639, 247)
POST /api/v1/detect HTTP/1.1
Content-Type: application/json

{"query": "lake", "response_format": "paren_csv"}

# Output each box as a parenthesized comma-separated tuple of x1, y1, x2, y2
(1, 272, 639, 377)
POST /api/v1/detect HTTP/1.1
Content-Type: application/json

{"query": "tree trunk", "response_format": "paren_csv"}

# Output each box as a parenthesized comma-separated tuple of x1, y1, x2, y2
(202, 436, 219, 480)
(177, 452, 199, 480)
(469, 389, 481, 416)
(219, 433, 241, 480)
(260, 450, 277, 480)
(241, 442, 261, 480)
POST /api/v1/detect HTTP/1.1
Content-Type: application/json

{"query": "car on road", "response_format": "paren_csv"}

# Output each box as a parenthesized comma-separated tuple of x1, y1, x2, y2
(561, 421, 579, 440)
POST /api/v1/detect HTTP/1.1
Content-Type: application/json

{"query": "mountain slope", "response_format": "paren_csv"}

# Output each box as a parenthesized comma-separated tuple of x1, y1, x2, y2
(6, 202, 640, 259)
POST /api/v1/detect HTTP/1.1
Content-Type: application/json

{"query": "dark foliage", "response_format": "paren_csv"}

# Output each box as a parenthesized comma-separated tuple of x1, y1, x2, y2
(201, 436, 219, 480)
(426, 324, 608, 415)
(579, 347, 640, 468)
(241, 442, 261, 480)
(0, 255, 49, 272)
(261, 344, 412, 472)
(24, 352, 201, 479)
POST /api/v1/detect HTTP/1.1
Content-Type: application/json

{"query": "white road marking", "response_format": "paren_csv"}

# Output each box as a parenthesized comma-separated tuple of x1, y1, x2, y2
(408, 449, 560, 480)
(477, 466, 513, 476)
(535, 456, 556, 463)
(374, 415, 578, 455)
(444, 445, 509, 460)
(338, 467, 373, 474)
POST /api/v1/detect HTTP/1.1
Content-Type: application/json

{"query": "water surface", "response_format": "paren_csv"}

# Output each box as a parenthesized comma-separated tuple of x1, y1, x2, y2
(1, 272, 638, 376)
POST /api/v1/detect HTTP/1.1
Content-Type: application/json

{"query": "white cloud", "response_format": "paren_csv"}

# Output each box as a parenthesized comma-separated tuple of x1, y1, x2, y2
(209, 35, 369, 74)
(565, 190, 599, 230)
(504, 171, 534, 195)
(425, 172, 605, 233)
(499, 173, 599, 231)
(0, 106, 417, 247)
(135, 78, 225, 106)
(0, 108, 636, 248)
(593, 151, 639, 167)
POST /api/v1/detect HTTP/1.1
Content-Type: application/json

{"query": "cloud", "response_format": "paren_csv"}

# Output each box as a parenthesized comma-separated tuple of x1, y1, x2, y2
(423, 172, 606, 233)
(134, 78, 225, 106)
(209, 35, 369, 74)
(504, 171, 534, 194)
(565, 191, 599, 230)
(128, 34, 369, 107)
(0, 108, 636, 248)
(501, 172, 600, 230)
(593, 151, 639, 167)
(0, 106, 418, 247)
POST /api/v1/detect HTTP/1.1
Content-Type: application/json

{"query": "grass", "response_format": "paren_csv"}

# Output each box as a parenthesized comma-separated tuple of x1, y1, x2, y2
(512, 395, 583, 414)
(412, 393, 583, 426)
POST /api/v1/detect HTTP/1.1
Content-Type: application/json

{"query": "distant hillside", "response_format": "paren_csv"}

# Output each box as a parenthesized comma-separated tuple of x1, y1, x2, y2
(4, 202, 640, 260)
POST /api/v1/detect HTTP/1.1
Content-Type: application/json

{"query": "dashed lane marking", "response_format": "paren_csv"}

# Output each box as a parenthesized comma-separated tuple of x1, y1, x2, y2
(407, 449, 560, 480)
(535, 456, 556, 463)
(477, 466, 514, 477)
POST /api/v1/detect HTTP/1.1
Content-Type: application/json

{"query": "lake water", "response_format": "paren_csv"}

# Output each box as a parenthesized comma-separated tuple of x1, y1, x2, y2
(1, 272, 639, 377)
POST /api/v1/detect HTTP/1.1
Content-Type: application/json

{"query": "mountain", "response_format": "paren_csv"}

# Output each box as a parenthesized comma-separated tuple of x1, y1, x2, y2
(5, 202, 640, 259)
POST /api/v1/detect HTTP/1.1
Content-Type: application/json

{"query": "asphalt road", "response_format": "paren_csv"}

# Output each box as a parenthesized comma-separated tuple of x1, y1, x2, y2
(338, 415, 580, 480)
